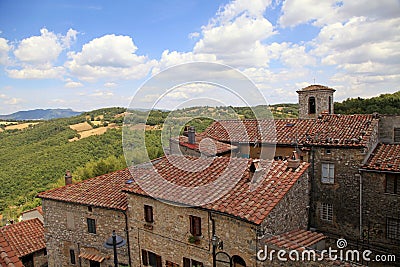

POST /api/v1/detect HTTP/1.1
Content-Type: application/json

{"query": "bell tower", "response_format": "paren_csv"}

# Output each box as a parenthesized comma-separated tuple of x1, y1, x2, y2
(297, 84, 335, 119)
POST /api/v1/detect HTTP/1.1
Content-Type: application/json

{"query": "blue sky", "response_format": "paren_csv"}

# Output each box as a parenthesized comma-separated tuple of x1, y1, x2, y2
(0, 0, 399, 114)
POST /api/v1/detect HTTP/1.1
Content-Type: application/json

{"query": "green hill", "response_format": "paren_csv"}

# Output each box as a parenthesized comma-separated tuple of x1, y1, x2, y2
(335, 91, 400, 115)
(0, 108, 81, 120)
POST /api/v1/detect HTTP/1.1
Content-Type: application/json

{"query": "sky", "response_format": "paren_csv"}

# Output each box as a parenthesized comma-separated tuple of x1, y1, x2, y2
(0, 0, 399, 114)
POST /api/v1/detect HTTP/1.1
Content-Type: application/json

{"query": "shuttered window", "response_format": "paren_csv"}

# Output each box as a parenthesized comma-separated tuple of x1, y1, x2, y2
(142, 249, 162, 267)
(144, 205, 154, 223)
(387, 218, 400, 240)
(394, 128, 400, 143)
(87, 218, 96, 234)
(183, 258, 203, 267)
(70, 249, 76, 264)
(321, 203, 333, 222)
(386, 174, 399, 194)
(189, 216, 201, 236)
(321, 163, 334, 184)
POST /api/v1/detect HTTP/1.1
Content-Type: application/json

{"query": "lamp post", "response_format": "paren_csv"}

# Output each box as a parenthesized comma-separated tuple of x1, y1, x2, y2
(211, 234, 219, 267)
(103, 230, 126, 267)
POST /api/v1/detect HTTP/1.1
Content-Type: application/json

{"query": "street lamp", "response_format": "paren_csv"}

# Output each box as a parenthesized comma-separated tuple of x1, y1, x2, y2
(103, 230, 126, 267)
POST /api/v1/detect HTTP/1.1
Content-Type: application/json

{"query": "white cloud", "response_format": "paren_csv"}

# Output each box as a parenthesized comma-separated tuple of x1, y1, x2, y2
(91, 90, 114, 97)
(7, 65, 65, 79)
(0, 37, 11, 65)
(65, 80, 83, 88)
(65, 34, 156, 82)
(279, 0, 400, 28)
(104, 82, 117, 88)
(7, 28, 78, 79)
(4, 97, 22, 105)
(14, 28, 63, 65)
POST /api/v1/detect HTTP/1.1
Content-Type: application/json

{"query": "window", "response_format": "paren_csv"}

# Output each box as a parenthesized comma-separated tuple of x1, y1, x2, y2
(321, 163, 334, 184)
(69, 249, 76, 264)
(309, 97, 316, 114)
(66, 212, 75, 230)
(328, 96, 332, 114)
(394, 128, 400, 143)
(88, 206, 93, 212)
(142, 249, 162, 267)
(183, 258, 204, 267)
(189, 216, 201, 236)
(387, 218, 400, 240)
(144, 205, 154, 223)
(87, 218, 96, 234)
(386, 174, 399, 194)
(321, 203, 333, 222)
(166, 260, 180, 267)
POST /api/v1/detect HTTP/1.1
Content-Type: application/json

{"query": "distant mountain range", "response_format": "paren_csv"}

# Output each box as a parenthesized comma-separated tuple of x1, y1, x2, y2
(0, 108, 81, 120)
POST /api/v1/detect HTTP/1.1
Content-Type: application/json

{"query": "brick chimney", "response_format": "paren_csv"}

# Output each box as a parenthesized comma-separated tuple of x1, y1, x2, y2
(188, 126, 195, 144)
(65, 170, 72, 185)
(287, 151, 300, 169)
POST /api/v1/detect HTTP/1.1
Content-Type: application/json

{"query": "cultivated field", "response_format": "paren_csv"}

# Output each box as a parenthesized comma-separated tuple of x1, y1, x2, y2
(69, 121, 92, 131)
(5, 122, 40, 130)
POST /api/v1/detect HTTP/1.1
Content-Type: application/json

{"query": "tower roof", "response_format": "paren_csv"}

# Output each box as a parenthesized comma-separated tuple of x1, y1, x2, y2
(297, 84, 335, 93)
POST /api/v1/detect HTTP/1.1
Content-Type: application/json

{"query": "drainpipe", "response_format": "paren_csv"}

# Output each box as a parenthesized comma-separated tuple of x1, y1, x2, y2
(359, 171, 363, 240)
(123, 211, 132, 267)
(209, 212, 216, 267)
(307, 145, 315, 230)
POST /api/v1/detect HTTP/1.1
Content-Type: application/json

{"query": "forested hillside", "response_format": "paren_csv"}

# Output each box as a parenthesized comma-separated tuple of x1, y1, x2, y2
(335, 91, 400, 114)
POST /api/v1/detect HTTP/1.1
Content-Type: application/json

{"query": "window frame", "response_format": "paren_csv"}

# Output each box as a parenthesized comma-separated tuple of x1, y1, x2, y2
(321, 162, 335, 184)
(394, 128, 400, 143)
(144, 205, 154, 223)
(69, 249, 76, 265)
(385, 173, 399, 195)
(321, 203, 333, 222)
(309, 96, 316, 114)
(386, 217, 400, 240)
(87, 218, 96, 234)
(189, 215, 202, 237)
(142, 249, 162, 267)
(183, 257, 204, 267)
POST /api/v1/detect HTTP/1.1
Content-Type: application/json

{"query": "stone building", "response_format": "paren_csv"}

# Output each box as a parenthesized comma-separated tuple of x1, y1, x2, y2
(0, 218, 47, 267)
(360, 143, 400, 257)
(38, 155, 326, 266)
(38, 171, 131, 267)
(297, 84, 335, 119)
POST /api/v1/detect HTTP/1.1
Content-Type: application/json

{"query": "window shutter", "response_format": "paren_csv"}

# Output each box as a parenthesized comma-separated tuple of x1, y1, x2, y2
(190, 216, 201, 236)
(183, 257, 190, 267)
(144, 205, 153, 223)
(329, 164, 334, 182)
(322, 164, 328, 183)
(141, 249, 148, 265)
(194, 217, 201, 236)
(156, 255, 162, 267)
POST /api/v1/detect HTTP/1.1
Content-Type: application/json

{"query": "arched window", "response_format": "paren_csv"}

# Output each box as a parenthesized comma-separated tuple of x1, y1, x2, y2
(309, 96, 316, 114)
(232, 255, 246, 267)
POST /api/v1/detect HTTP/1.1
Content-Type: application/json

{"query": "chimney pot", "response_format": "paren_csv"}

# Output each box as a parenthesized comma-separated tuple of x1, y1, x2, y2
(65, 170, 72, 185)
(188, 126, 195, 144)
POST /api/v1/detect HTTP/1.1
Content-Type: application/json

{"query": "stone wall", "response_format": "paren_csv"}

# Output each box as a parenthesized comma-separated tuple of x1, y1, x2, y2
(310, 147, 366, 240)
(361, 171, 400, 256)
(33, 249, 48, 267)
(298, 90, 334, 119)
(42, 199, 129, 267)
(379, 115, 400, 143)
(126, 168, 310, 267)
(261, 170, 309, 236)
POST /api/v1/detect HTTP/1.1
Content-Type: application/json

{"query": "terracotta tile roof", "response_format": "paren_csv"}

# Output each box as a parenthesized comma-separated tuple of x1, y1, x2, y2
(362, 143, 400, 172)
(38, 169, 130, 210)
(0, 234, 23, 267)
(124, 155, 309, 225)
(0, 218, 45, 258)
(170, 134, 238, 156)
(21, 206, 43, 216)
(204, 114, 378, 147)
(79, 252, 105, 262)
(263, 229, 326, 251)
(297, 84, 335, 92)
